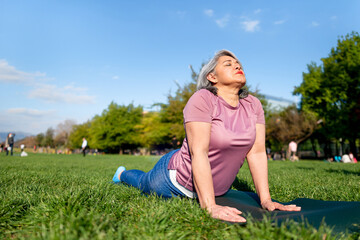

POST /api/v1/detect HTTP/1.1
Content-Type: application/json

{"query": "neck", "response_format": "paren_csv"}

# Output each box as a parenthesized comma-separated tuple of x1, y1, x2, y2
(217, 87, 240, 107)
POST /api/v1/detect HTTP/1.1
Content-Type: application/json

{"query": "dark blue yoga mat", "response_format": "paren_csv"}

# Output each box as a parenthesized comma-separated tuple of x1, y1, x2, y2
(215, 190, 360, 234)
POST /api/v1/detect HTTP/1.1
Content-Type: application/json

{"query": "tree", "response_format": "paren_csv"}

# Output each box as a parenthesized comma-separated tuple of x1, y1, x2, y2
(68, 121, 91, 149)
(35, 133, 45, 147)
(89, 102, 143, 153)
(44, 128, 55, 147)
(266, 105, 319, 152)
(294, 32, 360, 155)
(137, 111, 172, 149)
(54, 119, 76, 147)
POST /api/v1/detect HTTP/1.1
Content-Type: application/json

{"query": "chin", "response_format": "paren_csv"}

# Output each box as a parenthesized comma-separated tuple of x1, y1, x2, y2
(237, 80, 246, 86)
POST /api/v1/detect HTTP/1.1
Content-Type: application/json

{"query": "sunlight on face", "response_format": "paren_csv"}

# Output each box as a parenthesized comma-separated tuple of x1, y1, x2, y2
(209, 56, 246, 88)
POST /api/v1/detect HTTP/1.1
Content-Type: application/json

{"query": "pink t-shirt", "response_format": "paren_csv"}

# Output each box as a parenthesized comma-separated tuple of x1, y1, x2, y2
(168, 89, 265, 196)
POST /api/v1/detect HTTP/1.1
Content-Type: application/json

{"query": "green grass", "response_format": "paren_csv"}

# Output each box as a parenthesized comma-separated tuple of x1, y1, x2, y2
(1, 153, 359, 239)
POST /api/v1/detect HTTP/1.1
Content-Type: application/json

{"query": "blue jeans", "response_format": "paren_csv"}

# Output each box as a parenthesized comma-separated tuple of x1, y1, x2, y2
(120, 149, 186, 198)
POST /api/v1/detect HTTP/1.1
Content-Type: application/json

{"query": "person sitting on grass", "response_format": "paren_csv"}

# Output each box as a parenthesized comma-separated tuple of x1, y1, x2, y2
(113, 50, 301, 223)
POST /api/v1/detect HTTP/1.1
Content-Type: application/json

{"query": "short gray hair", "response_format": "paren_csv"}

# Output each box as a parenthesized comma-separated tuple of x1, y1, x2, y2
(197, 50, 248, 98)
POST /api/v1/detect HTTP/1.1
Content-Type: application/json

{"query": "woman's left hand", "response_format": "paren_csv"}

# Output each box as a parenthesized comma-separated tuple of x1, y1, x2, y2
(261, 199, 301, 212)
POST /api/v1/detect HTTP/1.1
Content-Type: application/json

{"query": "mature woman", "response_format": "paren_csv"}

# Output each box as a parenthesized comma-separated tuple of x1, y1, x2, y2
(113, 50, 300, 222)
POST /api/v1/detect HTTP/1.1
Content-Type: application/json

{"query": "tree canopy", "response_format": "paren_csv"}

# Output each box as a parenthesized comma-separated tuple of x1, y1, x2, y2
(89, 102, 143, 153)
(266, 105, 318, 150)
(294, 32, 360, 154)
(69, 121, 91, 149)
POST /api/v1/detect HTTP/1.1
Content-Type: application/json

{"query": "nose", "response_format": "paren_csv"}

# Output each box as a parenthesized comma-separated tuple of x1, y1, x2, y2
(235, 64, 240, 70)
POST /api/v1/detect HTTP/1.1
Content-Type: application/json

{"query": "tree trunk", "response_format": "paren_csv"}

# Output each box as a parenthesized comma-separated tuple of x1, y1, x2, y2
(349, 138, 358, 159)
(310, 138, 318, 159)
(324, 140, 331, 158)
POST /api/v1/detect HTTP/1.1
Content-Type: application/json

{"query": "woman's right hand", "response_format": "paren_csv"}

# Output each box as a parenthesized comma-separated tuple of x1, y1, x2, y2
(207, 204, 246, 223)
(185, 122, 246, 223)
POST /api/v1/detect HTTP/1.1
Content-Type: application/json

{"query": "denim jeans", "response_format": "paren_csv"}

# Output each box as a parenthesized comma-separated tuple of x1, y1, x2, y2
(120, 149, 186, 198)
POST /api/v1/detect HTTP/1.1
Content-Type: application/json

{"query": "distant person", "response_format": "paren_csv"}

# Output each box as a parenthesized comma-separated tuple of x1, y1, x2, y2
(266, 147, 272, 160)
(349, 152, 357, 163)
(20, 144, 28, 157)
(20, 144, 25, 153)
(112, 50, 300, 223)
(341, 154, 352, 163)
(281, 146, 286, 161)
(6, 133, 15, 156)
(288, 141, 298, 161)
(81, 138, 88, 157)
(334, 155, 342, 162)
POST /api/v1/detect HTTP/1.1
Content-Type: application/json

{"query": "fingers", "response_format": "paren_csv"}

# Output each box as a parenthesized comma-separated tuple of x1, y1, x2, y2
(274, 202, 301, 211)
(210, 205, 246, 223)
(266, 205, 275, 211)
(262, 201, 302, 212)
(228, 206, 242, 215)
(221, 210, 247, 223)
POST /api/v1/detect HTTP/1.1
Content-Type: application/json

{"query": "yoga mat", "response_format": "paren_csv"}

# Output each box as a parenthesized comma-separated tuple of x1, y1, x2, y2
(215, 190, 360, 234)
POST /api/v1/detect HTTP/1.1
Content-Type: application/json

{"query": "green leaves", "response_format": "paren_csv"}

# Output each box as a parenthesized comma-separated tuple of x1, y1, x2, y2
(90, 102, 143, 153)
(294, 32, 360, 152)
(266, 105, 318, 149)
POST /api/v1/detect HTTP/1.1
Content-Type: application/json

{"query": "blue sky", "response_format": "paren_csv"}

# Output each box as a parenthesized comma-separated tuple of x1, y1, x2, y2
(1, 0, 359, 135)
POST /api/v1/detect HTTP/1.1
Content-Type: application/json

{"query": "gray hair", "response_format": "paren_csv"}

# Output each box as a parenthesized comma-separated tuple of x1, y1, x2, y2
(197, 50, 248, 98)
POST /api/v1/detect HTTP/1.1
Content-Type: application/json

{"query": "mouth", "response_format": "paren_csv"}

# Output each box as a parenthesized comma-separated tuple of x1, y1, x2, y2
(236, 70, 244, 75)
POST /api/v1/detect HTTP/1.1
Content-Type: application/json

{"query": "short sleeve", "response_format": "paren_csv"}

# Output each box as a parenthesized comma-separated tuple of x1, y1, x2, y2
(251, 96, 265, 124)
(183, 89, 213, 123)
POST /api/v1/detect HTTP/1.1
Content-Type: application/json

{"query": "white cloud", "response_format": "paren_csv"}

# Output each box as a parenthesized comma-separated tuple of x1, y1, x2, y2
(63, 83, 88, 92)
(241, 20, 260, 32)
(215, 15, 230, 28)
(7, 108, 55, 117)
(0, 60, 95, 105)
(0, 108, 57, 134)
(28, 84, 95, 104)
(204, 9, 214, 17)
(112, 75, 119, 80)
(311, 21, 319, 27)
(274, 20, 286, 25)
(0, 59, 46, 84)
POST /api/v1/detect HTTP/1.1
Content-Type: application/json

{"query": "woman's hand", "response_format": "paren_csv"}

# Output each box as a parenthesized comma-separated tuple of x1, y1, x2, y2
(185, 122, 244, 222)
(208, 204, 246, 223)
(261, 199, 301, 212)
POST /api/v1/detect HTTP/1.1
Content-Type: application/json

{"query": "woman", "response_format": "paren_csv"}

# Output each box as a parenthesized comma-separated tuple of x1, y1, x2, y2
(113, 50, 300, 222)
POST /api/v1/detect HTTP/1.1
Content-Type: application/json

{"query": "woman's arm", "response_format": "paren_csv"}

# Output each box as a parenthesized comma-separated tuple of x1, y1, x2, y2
(247, 124, 301, 211)
(186, 122, 246, 222)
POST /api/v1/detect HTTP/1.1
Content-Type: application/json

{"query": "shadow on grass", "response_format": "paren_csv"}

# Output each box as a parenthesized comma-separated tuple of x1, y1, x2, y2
(325, 169, 360, 176)
(231, 177, 254, 192)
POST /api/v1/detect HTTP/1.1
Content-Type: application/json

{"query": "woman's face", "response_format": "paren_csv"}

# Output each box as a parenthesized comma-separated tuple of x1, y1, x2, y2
(207, 55, 246, 88)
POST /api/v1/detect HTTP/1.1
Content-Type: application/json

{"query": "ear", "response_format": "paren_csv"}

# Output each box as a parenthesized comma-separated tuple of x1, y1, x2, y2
(207, 73, 218, 84)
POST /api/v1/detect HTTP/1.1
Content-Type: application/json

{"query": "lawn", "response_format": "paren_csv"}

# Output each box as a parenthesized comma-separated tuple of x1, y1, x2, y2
(0, 153, 359, 239)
